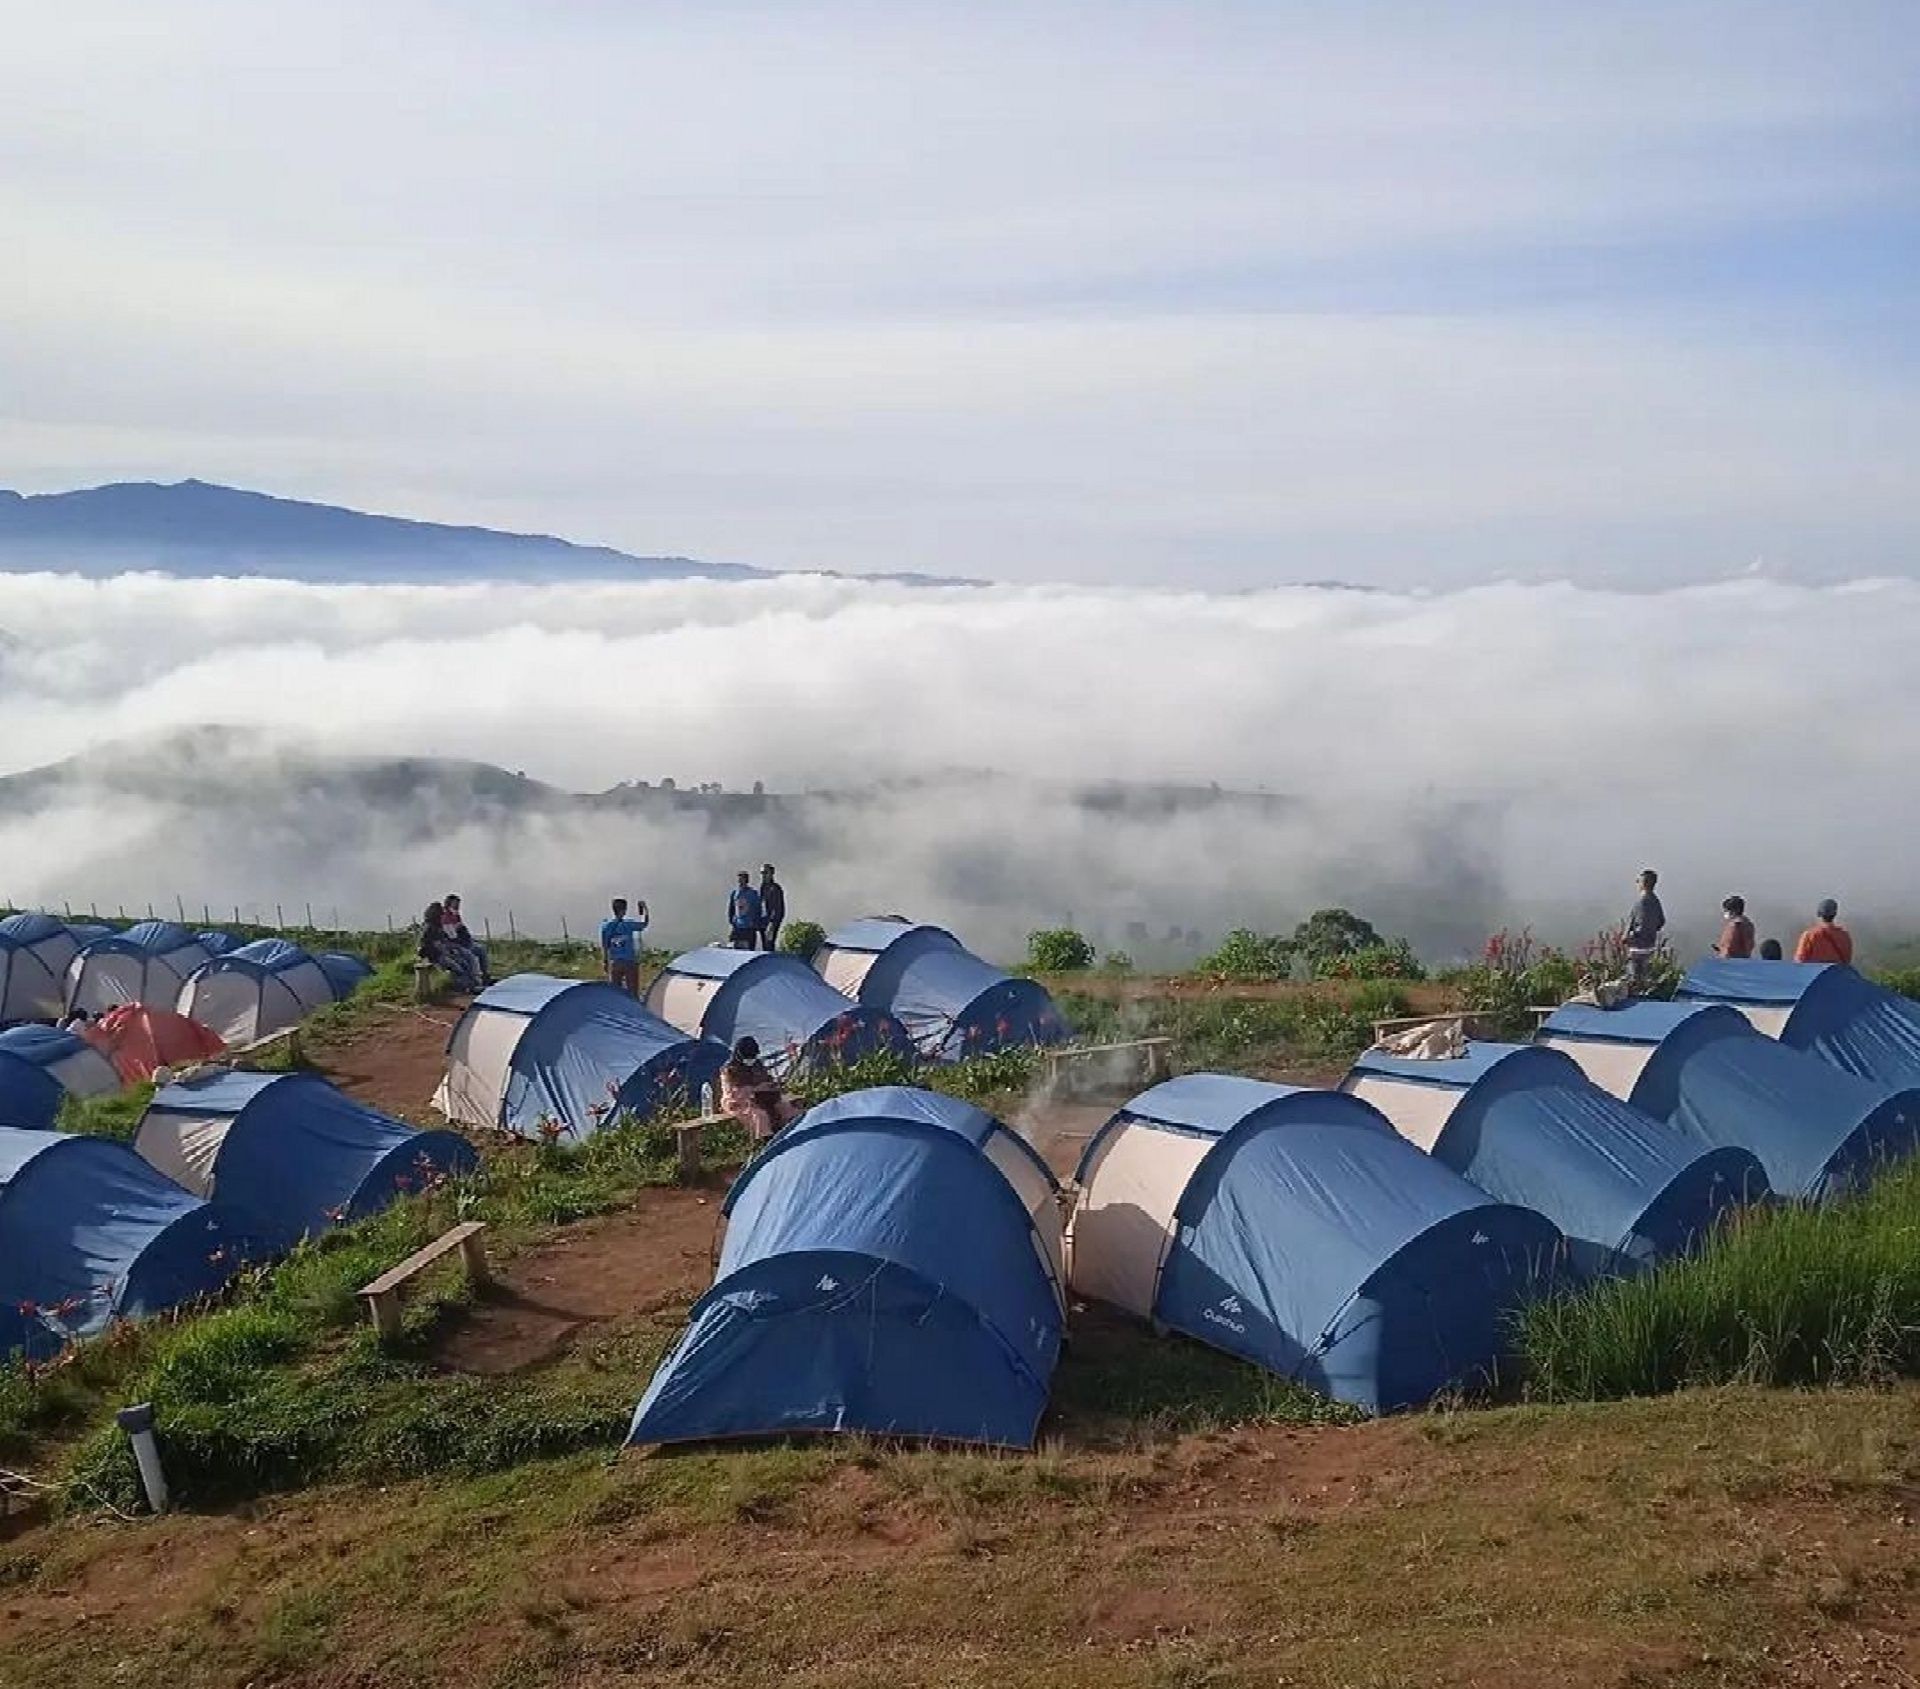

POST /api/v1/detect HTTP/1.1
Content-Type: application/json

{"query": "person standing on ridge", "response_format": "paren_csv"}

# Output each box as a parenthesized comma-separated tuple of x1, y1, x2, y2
(1715, 895, 1755, 959)
(758, 864, 786, 952)
(1794, 898, 1854, 965)
(727, 871, 763, 951)
(1624, 868, 1665, 992)
(600, 896, 648, 995)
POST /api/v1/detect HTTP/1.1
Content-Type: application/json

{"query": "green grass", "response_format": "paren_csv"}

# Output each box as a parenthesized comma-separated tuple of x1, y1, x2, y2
(1520, 1158, 1920, 1400)
(54, 1082, 155, 1141)
(1050, 984, 1411, 1074)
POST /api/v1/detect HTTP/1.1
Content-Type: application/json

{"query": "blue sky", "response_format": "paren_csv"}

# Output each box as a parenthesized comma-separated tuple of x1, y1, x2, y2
(3, 1, 1917, 586)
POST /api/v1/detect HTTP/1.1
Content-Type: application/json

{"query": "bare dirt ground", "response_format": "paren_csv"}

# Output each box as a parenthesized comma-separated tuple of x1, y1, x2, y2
(434, 1190, 722, 1375)
(301, 996, 467, 1125)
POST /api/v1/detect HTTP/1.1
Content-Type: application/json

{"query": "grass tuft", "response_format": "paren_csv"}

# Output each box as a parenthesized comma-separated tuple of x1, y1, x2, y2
(1521, 1159, 1920, 1399)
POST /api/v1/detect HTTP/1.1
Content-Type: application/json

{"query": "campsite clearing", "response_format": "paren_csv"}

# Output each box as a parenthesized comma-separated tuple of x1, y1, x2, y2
(4, 972, 1920, 1688)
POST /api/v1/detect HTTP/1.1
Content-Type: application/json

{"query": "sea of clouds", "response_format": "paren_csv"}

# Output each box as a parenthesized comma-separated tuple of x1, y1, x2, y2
(1, 570, 1914, 962)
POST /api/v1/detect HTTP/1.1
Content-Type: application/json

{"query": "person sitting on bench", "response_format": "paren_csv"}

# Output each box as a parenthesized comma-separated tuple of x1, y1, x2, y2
(718, 1036, 799, 1143)
(420, 900, 485, 993)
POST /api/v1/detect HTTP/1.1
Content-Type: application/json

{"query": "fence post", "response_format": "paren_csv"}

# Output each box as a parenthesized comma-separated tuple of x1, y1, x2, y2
(175, 894, 185, 922)
(484, 917, 492, 942)
(560, 914, 570, 943)
(203, 903, 211, 925)
(508, 909, 517, 940)
(305, 902, 314, 929)
(276, 904, 284, 930)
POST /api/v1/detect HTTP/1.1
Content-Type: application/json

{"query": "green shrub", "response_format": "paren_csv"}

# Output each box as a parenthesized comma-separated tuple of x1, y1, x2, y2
(1874, 967, 1920, 1004)
(778, 919, 827, 961)
(1028, 928, 1095, 972)
(1314, 939, 1425, 982)
(1455, 927, 1579, 1038)
(1196, 929, 1295, 982)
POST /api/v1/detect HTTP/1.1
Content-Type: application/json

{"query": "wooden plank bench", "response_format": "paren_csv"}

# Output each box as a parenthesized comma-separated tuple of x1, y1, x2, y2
(358, 1221, 490, 1340)
(674, 1114, 732, 1181)
(1043, 1036, 1174, 1093)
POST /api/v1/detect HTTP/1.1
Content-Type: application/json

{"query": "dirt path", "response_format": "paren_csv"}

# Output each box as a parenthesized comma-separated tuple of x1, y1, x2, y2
(304, 999, 466, 1125)
(433, 1189, 722, 1375)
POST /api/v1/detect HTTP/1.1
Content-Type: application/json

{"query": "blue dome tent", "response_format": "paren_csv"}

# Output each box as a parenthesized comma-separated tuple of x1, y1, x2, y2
(1345, 1044, 1766, 1277)
(64, 922, 115, 948)
(0, 1128, 260, 1357)
(316, 951, 375, 999)
(175, 938, 341, 1045)
(813, 919, 1069, 1061)
(1071, 1076, 1562, 1413)
(65, 921, 212, 1016)
(631, 1087, 1065, 1448)
(1539, 999, 1919, 1202)
(0, 1025, 122, 1131)
(437, 974, 726, 1139)
(647, 948, 914, 1078)
(195, 931, 243, 958)
(1678, 958, 1920, 1092)
(133, 1070, 477, 1250)
(0, 913, 81, 1023)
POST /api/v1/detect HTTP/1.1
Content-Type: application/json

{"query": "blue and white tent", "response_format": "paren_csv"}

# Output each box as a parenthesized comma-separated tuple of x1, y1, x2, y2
(195, 931, 243, 958)
(0, 1026, 122, 1131)
(64, 921, 212, 1017)
(813, 919, 1069, 1061)
(1678, 959, 1920, 1092)
(437, 974, 726, 1139)
(64, 922, 115, 948)
(647, 948, 914, 1077)
(175, 938, 341, 1045)
(1071, 1076, 1562, 1413)
(1539, 998, 1919, 1202)
(0, 1128, 260, 1357)
(0, 913, 82, 1023)
(133, 1070, 476, 1250)
(631, 1087, 1065, 1449)
(316, 952, 375, 999)
(1345, 1043, 1766, 1277)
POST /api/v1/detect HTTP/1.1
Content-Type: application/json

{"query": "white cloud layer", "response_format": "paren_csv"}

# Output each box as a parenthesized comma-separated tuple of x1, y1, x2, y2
(2, 570, 1915, 960)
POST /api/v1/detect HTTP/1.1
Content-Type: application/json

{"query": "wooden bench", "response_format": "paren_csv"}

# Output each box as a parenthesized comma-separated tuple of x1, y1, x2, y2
(412, 959, 439, 1003)
(1043, 1037, 1174, 1093)
(674, 1115, 732, 1181)
(357, 1221, 490, 1340)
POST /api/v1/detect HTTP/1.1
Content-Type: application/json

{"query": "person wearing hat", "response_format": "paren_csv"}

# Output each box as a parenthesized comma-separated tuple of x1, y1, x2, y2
(1794, 899, 1854, 966)
(758, 863, 786, 952)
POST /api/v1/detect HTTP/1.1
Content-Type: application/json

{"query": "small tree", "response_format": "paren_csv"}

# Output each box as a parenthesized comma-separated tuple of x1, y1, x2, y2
(778, 919, 826, 962)
(1292, 907, 1381, 969)
(1028, 928, 1095, 972)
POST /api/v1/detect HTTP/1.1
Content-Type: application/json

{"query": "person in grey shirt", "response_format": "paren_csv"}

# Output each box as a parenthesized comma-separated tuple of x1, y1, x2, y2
(1624, 868, 1665, 992)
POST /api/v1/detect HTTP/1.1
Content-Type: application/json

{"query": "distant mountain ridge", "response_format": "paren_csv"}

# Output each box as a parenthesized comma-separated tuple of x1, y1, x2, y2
(0, 479, 764, 584)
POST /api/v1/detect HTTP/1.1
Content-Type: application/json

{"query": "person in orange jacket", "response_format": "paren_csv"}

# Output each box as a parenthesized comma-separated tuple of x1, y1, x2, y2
(1794, 899, 1854, 966)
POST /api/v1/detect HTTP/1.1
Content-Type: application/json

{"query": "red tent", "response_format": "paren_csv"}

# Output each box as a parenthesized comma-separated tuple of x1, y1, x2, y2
(80, 1004, 226, 1084)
